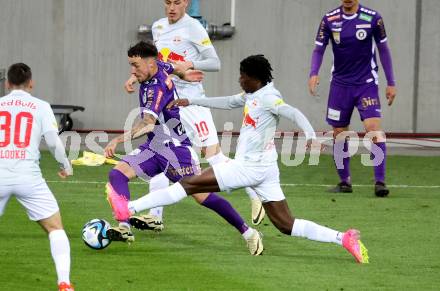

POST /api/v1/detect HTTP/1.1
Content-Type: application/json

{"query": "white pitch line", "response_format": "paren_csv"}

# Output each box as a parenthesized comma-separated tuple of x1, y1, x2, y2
(45, 180, 440, 189)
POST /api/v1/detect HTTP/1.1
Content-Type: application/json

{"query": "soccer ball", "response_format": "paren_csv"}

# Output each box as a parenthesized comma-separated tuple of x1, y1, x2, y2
(82, 219, 112, 250)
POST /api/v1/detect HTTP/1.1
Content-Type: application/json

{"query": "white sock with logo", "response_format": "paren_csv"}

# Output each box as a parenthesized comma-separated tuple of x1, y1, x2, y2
(129, 182, 187, 213)
(49, 229, 71, 284)
(291, 219, 343, 245)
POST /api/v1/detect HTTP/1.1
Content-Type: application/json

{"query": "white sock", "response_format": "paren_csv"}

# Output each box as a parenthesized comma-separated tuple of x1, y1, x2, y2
(245, 187, 259, 200)
(291, 219, 343, 245)
(206, 152, 229, 166)
(128, 182, 187, 213)
(49, 229, 71, 284)
(242, 227, 255, 240)
(148, 174, 169, 220)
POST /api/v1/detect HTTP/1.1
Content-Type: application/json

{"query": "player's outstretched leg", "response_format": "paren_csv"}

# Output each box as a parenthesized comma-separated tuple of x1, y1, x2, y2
(128, 169, 264, 255)
(263, 200, 369, 263)
(105, 165, 136, 242)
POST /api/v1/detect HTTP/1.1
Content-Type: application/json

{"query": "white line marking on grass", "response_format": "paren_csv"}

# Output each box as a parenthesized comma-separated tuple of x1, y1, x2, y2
(45, 180, 440, 189)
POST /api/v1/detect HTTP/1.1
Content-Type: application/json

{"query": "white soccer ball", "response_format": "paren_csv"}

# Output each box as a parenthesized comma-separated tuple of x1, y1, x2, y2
(82, 219, 112, 250)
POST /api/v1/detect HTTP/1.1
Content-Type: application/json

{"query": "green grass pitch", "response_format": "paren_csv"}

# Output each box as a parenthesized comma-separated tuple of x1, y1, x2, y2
(0, 152, 439, 290)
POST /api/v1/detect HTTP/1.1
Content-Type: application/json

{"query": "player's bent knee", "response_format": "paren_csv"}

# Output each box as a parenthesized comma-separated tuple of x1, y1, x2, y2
(192, 193, 209, 204)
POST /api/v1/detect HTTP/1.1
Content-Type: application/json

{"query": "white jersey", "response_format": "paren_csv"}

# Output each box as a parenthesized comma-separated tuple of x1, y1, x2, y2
(152, 14, 215, 100)
(235, 83, 285, 166)
(0, 90, 58, 184)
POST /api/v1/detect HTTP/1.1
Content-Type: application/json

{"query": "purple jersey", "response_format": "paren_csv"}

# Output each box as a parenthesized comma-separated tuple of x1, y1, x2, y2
(138, 63, 191, 149)
(315, 5, 388, 86)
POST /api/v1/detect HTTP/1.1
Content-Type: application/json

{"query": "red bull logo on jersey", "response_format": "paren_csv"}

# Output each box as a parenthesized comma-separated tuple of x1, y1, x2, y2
(242, 105, 258, 128)
(158, 48, 186, 62)
(0, 99, 36, 110)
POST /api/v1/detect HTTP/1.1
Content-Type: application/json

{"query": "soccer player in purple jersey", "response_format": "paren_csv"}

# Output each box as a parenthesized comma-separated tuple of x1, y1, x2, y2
(309, 0, 396, 197)
(106, 55, 369, 262)
(103, 41, 262, 255)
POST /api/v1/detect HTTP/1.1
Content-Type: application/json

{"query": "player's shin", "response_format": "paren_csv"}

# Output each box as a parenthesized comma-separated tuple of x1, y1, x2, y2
(201, 193, 250, 235)
(128, 182, 188, 213)
(49, 229, 71, 285)
(291, 218, 343, 245)
(371, 142, 386, 183)
(333, 139, 351, 183)
(108, 169, 131, 200)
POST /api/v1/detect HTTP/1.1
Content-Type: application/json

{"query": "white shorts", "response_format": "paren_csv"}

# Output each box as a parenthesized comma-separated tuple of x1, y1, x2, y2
(212, 160, 285, 203)
(0, 179, 59, 221)
(180, 105, 219, 147)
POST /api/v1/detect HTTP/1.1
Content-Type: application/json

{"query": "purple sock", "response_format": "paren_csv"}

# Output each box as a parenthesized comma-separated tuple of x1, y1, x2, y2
(333, 140, 351, 183)
(201, 193, 249, 234)
(371, 142, 386, 183)
(109, 169, 130, 200)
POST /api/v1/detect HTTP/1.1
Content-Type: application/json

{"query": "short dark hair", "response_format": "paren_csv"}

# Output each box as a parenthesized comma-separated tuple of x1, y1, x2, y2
(7, 63, 32, 86)
(240, 55, 273, 85)
(127, 41, 158, 59)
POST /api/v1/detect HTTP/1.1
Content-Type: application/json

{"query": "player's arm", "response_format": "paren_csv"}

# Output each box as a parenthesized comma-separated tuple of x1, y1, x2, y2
(266, 95, 316, 142)
(167, 93, 246, 110)
(44, 131, 73, 178)
(373, 14, 396, 106)
(41, 105, 73, 178)
(277, 105, 316, 141)
(159, 61, 204, 82)
(309, 18, 330, 96)
(105, 113, 156, 158)
(176, 21, 221, 72)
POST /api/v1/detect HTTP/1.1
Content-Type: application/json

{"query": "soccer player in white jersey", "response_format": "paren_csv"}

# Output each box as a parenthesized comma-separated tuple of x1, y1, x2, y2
(0, 63, 74, 290)
(114, 55, 369, 262)
(125, 0, 265, 229)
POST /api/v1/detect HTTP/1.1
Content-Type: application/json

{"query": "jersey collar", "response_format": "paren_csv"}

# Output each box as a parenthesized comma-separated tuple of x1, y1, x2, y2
(340, 4, 360, 20)
(9, 89, 31, 96)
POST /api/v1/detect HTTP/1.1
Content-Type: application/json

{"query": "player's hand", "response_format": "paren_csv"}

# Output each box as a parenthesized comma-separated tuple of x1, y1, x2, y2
(182, 70, 204, 82)
(167, 98, 190, 109)
(124, 74, 138, 94)
(104, 140, 118, 158)
(386, 86, 396, 106)
(308, 75, 320, 96)
(58, 169, 72, 179)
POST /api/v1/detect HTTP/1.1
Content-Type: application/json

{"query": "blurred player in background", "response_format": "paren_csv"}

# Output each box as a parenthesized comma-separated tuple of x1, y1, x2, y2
(0, 63, 74, 291)
(308, 0, 396, 197)
(121, 55, 369, 262)
(125, 0, 265, 228)
(105, 41, 263, 255)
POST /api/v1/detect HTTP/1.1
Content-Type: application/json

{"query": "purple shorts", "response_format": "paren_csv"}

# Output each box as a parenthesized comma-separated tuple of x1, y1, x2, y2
(122, 143, 201, 183)
(326, 82, 381, 128)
